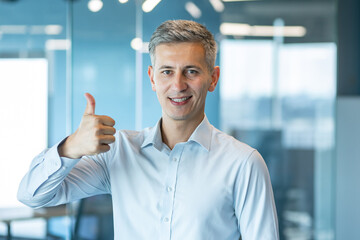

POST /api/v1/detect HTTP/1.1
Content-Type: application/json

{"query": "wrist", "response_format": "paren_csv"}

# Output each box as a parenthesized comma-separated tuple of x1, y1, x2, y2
(58, 136, 82, 159)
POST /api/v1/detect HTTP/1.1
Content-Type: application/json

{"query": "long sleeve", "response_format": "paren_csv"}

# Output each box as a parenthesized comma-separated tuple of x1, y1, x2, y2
(234, 150, 279, 240)
(17, 139, 112, 208)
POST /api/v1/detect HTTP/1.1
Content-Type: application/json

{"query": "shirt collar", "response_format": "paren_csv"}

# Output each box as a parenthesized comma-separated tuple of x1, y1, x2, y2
(141, 115, 213, 152)
(188, 116, 212, 151)
(141, 118, 163, 151)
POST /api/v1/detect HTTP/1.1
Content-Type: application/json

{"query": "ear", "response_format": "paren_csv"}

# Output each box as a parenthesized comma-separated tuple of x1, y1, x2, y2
(148, 66, 156, 92)
(208, 66, 220, 92)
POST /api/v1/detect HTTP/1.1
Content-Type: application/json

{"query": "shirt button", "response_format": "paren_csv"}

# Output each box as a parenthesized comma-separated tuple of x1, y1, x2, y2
(167, 186, 173, 192)
(163, 217, 169, 223)
(173, 157, 178, 162)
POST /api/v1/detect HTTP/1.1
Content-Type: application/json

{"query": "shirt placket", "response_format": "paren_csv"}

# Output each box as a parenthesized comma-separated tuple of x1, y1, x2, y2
(159, 144, 184, 240)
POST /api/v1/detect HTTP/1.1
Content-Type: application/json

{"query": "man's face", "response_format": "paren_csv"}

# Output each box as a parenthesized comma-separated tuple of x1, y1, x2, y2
(148, 42, 219, 124)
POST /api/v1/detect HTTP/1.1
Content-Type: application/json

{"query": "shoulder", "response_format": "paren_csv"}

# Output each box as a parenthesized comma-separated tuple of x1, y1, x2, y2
(210, 126, 257, 161)
(113, 127, 152, 146)
(103, 128, 151, 163)
(209, 126, 269, 175)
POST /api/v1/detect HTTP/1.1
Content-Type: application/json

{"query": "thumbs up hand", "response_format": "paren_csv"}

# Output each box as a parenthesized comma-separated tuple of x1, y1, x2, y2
(84, 92, 96, 115)
(58, 93, 116, 159)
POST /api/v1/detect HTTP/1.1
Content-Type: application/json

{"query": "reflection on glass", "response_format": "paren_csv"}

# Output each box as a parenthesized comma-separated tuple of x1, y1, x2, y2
(221, 39, 336, 239)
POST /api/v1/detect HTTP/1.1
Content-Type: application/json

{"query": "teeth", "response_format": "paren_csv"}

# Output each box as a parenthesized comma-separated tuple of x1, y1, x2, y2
(171, 97, 189, 102)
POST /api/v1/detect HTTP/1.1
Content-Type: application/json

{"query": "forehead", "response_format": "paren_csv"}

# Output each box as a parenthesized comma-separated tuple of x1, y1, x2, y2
(153, 42, 206, 65)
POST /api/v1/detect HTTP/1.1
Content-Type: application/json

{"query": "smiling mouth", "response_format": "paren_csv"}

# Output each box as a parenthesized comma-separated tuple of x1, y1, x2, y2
(169, 96, 192, 103)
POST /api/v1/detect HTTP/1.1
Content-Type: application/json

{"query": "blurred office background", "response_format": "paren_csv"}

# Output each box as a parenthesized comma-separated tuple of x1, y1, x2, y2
(0, 0, 359, 239)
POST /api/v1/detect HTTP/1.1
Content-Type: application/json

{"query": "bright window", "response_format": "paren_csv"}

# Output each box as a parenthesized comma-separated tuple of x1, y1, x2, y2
(0, 58, 48, 208)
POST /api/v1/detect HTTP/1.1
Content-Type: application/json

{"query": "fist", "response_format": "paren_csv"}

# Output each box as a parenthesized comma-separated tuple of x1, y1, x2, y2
(59, 93, 116, 159)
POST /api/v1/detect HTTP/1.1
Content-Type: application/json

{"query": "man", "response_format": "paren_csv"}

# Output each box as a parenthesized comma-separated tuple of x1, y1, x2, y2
(18, 20, 279, 240)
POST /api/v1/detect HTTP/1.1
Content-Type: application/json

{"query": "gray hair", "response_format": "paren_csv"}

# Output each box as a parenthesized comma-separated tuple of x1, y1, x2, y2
(148, 20, 217, 72)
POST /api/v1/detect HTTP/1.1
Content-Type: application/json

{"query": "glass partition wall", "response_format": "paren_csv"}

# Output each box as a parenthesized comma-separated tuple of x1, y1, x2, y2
(0, 0, 336, 239)
(219, 1, 336, 239)
(0, 1, 69, 239)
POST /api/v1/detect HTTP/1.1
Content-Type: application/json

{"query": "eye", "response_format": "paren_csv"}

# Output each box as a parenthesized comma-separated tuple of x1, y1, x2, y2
(161, 70, 172, 75)
(186, 69, 199, 76)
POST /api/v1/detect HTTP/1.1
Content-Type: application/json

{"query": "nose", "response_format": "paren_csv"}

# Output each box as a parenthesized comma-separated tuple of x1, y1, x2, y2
(172, 72, 187, 92)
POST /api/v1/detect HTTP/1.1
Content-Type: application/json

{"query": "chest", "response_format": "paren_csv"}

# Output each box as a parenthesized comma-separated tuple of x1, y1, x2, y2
(109, 144, 237, 220)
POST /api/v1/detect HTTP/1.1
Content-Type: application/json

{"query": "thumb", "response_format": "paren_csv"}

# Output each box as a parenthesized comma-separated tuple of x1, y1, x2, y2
(84, 93, 95, 115)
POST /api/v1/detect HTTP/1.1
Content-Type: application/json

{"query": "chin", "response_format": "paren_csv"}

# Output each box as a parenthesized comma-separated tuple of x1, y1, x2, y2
(165, 112, 190, 121)
(170, 115, 189, 121)
(170, 112, 203, 122)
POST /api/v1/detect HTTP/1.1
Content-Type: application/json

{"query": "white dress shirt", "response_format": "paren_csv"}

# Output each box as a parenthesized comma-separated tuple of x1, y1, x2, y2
(18, 116, 279, 240)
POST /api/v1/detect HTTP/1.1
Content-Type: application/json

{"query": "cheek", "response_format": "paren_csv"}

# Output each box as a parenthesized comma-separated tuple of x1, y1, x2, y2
(155, 84, 167, 99)
(155, 80, 170, 94)
(196, 83, 211, 96)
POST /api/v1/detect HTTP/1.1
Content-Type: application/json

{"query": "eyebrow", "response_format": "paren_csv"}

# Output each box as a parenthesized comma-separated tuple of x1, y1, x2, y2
(158, 65, 174, 70)
(157, 65, 201, 70)
(184, 65, 201, 70)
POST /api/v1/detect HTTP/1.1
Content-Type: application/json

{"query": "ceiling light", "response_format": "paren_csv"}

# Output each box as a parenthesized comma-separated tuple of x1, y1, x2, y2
(0, 25, 26, 34)
(44, 25, 63, 35)
(119, 0, 128, 3)
(254, 26, 306, 37)
(88, 0, 103, 13)
(130, 38, 149, 52)
(45, 39, 71, 51)
(209, 0, 224, 12)
(29, 25, 63, 35)
(185, 2, 202, 19)
(142, 0, 162, 13)
(131, 38, 142, 51)
(220, 23, 251, 35)
(220, 23, 306, 37)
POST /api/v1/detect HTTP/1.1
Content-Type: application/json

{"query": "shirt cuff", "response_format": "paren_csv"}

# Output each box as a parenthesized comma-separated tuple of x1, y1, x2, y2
(43, 138, 80, 177)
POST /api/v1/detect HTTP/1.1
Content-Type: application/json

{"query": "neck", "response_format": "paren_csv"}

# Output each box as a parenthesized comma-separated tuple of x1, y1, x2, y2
(161, 114, 204, 149)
